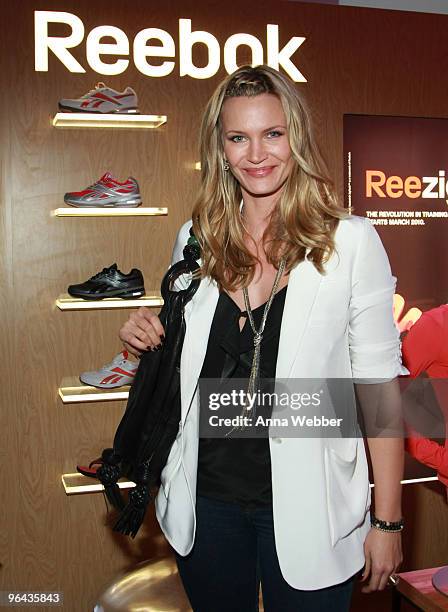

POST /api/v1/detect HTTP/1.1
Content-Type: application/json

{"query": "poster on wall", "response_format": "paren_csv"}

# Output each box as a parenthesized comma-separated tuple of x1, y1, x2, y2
(344, 114, 448, 485)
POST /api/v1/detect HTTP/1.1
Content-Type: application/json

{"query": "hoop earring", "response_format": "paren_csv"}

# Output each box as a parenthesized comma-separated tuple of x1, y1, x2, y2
(223, 159, 230, 172)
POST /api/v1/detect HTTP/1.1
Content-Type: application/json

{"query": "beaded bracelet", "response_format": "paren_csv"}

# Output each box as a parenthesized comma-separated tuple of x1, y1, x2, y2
(370, 513, 404, 533)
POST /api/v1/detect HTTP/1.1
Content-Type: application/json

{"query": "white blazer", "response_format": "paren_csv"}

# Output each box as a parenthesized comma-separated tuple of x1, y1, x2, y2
(155, 215, 406, 590)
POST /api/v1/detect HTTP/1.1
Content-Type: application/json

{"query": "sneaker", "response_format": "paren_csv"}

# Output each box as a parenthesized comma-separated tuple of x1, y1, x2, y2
(80, 350, 138, 388)
(58, 83, 139, 114)
(67, 264, 145, 300)
(64, 172, 142, 208)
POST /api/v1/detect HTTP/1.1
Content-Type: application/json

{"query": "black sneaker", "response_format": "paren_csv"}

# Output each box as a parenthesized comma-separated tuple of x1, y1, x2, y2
(67, 264, 145, 300)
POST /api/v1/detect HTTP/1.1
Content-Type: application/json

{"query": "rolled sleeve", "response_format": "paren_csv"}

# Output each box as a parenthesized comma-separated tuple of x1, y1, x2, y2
(349, 219, 409, 381)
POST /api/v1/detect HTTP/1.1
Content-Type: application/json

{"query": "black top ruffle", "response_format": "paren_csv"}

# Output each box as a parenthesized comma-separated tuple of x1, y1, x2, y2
(197, 285, 287, 507)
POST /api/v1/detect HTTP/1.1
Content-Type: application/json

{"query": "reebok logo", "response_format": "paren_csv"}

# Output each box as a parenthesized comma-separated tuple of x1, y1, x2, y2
(34, 11, 307, 82)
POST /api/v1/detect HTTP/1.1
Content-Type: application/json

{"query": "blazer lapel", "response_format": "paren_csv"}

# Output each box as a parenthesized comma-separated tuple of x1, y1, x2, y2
(180, 257, 322, 423)
(180, 278, 219, 425)
(276, 258, 323, 378)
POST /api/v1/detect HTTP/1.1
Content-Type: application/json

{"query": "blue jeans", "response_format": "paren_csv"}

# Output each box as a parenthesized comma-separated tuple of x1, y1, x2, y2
(174, 495, 355, 612)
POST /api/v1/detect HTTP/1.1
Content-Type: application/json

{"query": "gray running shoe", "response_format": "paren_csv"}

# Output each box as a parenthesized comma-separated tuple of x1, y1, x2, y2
(64, 172, 142, 207)
(80, 350, 138, 389)
(59, 83, 139, 114)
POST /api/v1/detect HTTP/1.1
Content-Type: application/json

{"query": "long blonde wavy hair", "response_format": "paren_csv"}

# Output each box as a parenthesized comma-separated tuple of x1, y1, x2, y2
(191, 64, 346, 291)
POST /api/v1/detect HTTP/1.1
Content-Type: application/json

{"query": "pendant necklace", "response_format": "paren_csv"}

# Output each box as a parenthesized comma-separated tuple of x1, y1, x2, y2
(226, 258, 286, 435)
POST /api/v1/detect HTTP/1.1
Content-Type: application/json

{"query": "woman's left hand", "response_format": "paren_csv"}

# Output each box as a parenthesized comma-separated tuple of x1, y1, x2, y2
(360, 528, 403, 592)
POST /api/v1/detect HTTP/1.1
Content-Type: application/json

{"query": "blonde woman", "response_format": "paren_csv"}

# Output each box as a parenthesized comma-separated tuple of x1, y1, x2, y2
(120, 65, 405, 611)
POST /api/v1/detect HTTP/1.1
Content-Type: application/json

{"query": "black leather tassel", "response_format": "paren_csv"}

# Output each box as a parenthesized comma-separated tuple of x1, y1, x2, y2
(113, 484, 152, 538)
(96, 449, 125, 511)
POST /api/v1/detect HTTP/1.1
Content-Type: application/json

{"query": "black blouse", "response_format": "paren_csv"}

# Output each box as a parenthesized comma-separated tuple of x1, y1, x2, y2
(197, 285, 288, 507)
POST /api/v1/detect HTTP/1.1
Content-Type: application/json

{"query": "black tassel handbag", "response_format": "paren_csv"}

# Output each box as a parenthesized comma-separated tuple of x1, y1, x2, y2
(96, 229, 201, 537)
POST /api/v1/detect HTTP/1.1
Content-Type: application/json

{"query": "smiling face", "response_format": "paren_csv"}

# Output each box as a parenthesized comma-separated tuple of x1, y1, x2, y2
(221, 93, 294, 201)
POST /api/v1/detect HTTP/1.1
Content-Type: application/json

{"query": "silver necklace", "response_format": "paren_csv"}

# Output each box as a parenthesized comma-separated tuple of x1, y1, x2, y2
(243, 258, 286, 400)
(225, 258, 286, 435)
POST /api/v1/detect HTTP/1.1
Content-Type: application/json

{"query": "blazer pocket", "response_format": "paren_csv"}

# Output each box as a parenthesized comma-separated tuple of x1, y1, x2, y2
(324, 439, 370, 547)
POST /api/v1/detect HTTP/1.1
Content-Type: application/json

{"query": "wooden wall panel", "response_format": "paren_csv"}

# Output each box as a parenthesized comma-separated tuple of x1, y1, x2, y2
(2, 1, 447, 610)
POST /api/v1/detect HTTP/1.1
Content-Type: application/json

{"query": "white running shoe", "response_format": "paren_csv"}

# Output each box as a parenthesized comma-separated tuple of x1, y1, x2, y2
(59, 83, 139, 114)
(80, 351, 139, 389)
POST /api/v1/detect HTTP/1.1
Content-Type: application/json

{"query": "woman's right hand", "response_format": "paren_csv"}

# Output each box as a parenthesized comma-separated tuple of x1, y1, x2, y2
(119, 307, 165, 358)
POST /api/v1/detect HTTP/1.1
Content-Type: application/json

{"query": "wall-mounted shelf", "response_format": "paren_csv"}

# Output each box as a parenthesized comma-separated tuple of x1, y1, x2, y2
(62, 472, 134, 495)
(59, 377, 130, 403)
(366, 477, 438, 489)
(61, 471, 437, 496)
(53, 207, 167, 217)
(55, 293, 163, 311)
(52, 113, 167, 129)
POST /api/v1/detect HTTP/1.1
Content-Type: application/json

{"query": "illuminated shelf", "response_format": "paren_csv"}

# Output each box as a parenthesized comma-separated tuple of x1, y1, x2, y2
(400, 476, 438, 485)
(368, 476, 438, 489)
(59, 377, 130, 403)
(62, 472, 438, 496)
(52, 112, 167, 129)
(62, 472, 134, 495)
(53, 207, 167, 217)
(55, 293, 163, 311)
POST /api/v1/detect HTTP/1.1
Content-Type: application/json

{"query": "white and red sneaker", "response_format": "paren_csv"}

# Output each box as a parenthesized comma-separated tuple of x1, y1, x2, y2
(59, 83, 139, 114)
(64, 172, 142, 207)
(80, 351, 139, 389)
